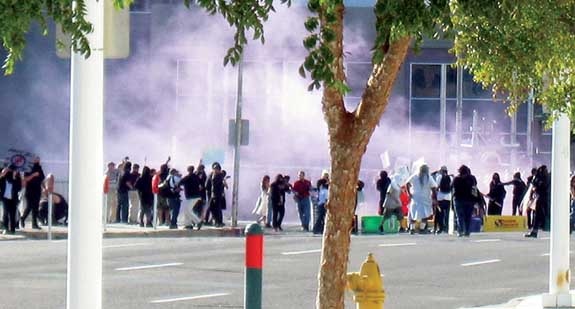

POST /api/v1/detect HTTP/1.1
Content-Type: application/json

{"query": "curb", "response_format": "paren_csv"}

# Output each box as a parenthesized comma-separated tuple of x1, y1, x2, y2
(5, 227, 244, 241)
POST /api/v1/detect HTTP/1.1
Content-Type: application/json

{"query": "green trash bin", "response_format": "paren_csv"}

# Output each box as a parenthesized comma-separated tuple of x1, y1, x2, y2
(361, 216, 383, 234)
(382, 215, 400, 234)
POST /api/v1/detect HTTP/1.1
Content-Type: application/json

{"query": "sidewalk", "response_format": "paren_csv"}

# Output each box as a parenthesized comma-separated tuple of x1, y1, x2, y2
(0, 223, 243, 240)
(463, 293, 575, 309)
(0, 221, 313, 241)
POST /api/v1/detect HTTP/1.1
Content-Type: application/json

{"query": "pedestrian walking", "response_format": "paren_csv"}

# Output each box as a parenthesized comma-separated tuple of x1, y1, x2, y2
(104, 162, 119, 223)
(178, 165, 204, 230)
(134, 166, 153, 227)
(376, 170, 391, 216)
(21, 157, 44, 229)
(452, 165, 478, 237)
(128, 163, 141, 224)
(0, 165, 22, 234)
(313, 170, 329, 235)
(292, 171, 312, 231)
(502, 172, 527, 216)
(406, 164, 437, 234)
(434, 166, 451, 234)
(486, 172, 506, 215)
(525, 165, 550, 238)
(206, 162, 226, 227)
(252, 175, 270, 224)
(116, 162, 132, 223)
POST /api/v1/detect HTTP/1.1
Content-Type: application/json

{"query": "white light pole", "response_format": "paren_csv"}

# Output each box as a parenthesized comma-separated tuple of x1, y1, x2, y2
(231, 56, 243, 228)
(543, 112, 574, 308)
(66, 0, 104, 308)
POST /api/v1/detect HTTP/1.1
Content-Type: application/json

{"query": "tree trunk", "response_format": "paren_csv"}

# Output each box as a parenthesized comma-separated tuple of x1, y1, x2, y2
(316, 139, 365, 309)
(313, 3, 411, 308)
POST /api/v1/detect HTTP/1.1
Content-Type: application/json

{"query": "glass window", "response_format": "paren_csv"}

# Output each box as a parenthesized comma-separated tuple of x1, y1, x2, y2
(462, 70, 492, 99)
(411, 65, 441, 98)
(410, 99, 440, 129)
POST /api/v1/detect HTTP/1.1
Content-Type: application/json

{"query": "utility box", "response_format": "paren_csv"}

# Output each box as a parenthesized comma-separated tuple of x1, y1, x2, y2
(56, 0, 130, 59)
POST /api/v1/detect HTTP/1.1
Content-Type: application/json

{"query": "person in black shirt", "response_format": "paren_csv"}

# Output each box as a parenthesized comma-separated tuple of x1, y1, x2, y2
(452, 165, 477, 237)
(195, 164, 208, 222)
(117, 162, 132, 223)
(1, 165, 22, 234)
(525, 167, 537, 228)
(178, 166, 204, 230)
(21, 157, 45, 229)
(502, 172, 527, 216)
(486, 172, 506, 215)
(270, 174, 290, 232)
(134, 166, 154, 227)
(525, 165, 550, 238)
(376, 171, 391, 216)
(206, 162, 225, 227)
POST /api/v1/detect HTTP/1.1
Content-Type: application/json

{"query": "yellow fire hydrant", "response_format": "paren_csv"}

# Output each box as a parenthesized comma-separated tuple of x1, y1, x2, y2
(347, 253, 385, 309)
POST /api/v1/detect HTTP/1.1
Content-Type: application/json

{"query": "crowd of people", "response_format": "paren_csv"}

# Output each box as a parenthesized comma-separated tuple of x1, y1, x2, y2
(103, 157, 229, 230)
(250, 163, 558, 238)
(0, 157, 67, 235)
(0, 154, 568, 239)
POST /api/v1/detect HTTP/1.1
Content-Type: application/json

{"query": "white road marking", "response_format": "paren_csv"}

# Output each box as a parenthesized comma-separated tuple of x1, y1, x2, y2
(540, 237, 550, 240)
(472, 239, 501, 243)
(378, 242, 417, 247)
(150, 292, 230, 304)
(461, 259, 501, 267)
(104, 243, 150, 249)
(541, 251, 572, 257)
(116, 262, 183, 271)
(281, 249, 322, 255)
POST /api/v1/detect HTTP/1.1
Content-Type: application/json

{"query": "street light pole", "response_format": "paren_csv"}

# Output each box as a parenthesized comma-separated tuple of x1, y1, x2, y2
(67, 0, 104, 308)
(231, 56, 244, 228)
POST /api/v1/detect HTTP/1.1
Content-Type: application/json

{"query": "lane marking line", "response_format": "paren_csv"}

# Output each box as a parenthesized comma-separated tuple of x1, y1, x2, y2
(378, 242, 417, 247)
(540, 237, 550, 240)
(281, 249, 322, 255)
(472, 239, 501, 243)
(104, 243, 151, 249)
(150, 292, 230, 304)
(541, 251, 572, 257)
(461, 259, 501, 267)
(116, 262, 183, 271)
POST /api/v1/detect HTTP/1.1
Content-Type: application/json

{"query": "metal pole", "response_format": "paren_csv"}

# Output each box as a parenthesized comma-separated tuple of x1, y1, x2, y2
(440, 64, 447, 163)
(542, 113, 573, 307)
(153, 194, 158, 230)
(103, 193, 107, 232)
(48, 193, 53, 240)
(455, 66, 463, 148)
(67, 0, 104, 308)
(526, 90, 534, 168)
(231, 57, 244, 228)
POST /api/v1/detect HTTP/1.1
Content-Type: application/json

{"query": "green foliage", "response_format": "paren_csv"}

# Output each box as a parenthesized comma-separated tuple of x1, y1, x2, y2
(450, 0, 575, 122)
(195, 0, 291, 66)
(1, 0, 133, 75)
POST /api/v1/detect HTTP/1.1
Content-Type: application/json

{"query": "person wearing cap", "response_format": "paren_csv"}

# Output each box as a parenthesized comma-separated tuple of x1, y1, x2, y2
(0, 165, 23, 234)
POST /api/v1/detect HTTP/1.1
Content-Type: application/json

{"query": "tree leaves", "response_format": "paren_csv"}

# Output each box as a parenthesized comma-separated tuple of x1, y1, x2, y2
(1, 0, 134, 75)
(450, 0, 575, 123)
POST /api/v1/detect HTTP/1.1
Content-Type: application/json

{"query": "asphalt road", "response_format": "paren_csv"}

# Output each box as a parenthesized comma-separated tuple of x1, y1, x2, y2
(0, 230, 569, 308)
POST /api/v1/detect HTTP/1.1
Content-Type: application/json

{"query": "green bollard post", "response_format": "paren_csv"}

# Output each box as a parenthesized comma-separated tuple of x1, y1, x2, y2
(245, 223, 263, 309)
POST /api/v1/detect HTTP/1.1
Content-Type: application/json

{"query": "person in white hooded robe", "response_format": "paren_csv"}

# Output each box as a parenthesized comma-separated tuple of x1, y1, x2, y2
(406, 164, 437, 234)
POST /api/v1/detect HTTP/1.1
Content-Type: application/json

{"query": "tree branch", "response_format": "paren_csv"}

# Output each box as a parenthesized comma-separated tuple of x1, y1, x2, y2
(319, 2, 351, 140)
(353, 36, 411, 141)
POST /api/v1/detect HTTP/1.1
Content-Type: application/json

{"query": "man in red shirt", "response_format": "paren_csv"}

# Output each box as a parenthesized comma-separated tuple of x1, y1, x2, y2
(292, 171, 312, 231)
